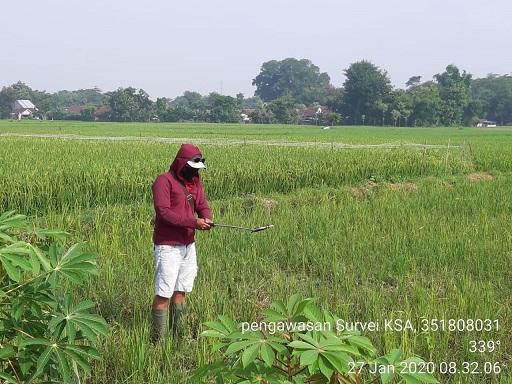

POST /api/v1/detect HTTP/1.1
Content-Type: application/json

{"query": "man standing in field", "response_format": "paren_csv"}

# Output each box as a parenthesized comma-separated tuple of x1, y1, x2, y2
(150, 143, 212, 343)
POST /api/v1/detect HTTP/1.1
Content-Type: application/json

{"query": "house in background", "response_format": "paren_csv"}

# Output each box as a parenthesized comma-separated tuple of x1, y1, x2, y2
(66, 105, 82, 116)
(93, 105, 111, 120)
(12, 100, 37, 120)
(299, 105, 330, 124)
(476, 119, 497, 127)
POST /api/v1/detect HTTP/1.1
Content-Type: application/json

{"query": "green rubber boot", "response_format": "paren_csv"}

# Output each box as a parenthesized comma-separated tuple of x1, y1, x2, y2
(150, 308, 168, 344)
(169, 303, 186, 340)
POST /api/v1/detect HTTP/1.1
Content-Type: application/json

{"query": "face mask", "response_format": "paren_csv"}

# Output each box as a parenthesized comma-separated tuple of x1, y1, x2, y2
(181, 165, 199, 181)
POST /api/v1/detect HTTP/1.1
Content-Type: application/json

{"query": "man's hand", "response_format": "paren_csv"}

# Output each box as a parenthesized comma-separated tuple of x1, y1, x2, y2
(196, 218, 211, 230)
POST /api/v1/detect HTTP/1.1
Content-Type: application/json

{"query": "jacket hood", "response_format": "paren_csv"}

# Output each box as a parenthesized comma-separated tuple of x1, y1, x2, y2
(169, 143, 202, 182)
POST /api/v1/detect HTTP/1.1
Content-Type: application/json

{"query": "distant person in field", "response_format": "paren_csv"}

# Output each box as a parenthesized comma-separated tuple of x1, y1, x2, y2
(150, 143, 212, 343)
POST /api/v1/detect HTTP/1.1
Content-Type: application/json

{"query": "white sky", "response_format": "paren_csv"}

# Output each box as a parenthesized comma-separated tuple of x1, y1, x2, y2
(1, 0, 511, 99)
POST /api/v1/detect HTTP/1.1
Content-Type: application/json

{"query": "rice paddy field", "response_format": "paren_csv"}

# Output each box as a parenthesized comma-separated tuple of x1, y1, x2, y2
(0, 120, 511, 383)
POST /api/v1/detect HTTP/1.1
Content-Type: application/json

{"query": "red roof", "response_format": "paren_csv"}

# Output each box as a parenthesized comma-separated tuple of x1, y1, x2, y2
(66, 105, 82, 114)
(94, 106, 111, 116)
(300, 106, 330, 119)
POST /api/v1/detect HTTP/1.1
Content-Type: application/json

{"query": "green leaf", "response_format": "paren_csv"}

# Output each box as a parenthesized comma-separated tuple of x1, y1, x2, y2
(287, 293, 301, 314)
(61, 346, 92, 375)
(48, 296, 107, 343)
(36, 346, 53, 374)
(0, 345, 15, 359)
(322, 344, 359, 356)
(303, 302, 323, 322)
(0, 372, 17, 384)
(399, 358, 439, 383)
(19, 353, 33, 375)
(28, 244, 51, 272)
(218, 315, 238, 333)
(299, 349, 319, 366)
(263, 308, 288, 322)
(260, 343, 275, 367)
(0, 231, 16, 244)
(296, 298, 314, 316)
(34, 229, 70, 243)
(322, 351, 351, 373)
(289, 340, 316, 350)
(204, 320, 230, 335)
(380, 365, 395, 384)
(212, 341, 229, 352)
(346, 335, 376, 355)
(28, 252, 40, 274)
(225, 340, 255, 355)
(270, 299, 287, 315)
(54, 348, 71, 382)
(47, 243, 98, 285)
(241, 343, 259, 368)
(318, 355, 334, 379)
(386, 348, 402, 364)
(0, 211, 26, 231)
(19, 338, 51, 347)
(297, 333, 320, 348)
(0, 242, 34, 281)
(1, 259, 20, 281)
(202, 330, 227, 338)
(268, 341, 288, 355)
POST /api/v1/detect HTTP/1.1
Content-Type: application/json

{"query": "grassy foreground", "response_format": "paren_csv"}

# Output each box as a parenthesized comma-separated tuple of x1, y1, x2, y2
(0, 121, 511, 383)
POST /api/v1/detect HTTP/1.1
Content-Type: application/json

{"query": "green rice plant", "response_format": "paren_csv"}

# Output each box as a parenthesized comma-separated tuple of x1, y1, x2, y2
(0, 138, 472, 215)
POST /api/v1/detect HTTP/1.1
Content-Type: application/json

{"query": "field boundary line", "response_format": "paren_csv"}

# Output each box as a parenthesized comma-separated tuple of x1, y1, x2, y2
(0, 133, 464, 149)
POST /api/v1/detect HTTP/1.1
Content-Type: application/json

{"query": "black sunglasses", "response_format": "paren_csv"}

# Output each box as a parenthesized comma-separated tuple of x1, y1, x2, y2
(189, 156, 205, 163)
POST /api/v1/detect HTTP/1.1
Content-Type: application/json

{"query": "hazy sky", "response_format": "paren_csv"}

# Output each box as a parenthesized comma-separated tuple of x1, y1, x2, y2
(1, 0, 511, 99)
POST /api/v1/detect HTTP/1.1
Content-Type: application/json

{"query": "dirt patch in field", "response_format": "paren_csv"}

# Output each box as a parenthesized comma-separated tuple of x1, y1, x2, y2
(387, 182, 418, 192)
(468, 172, 493, 182)
(262, 198, 278, 214)
(351, 180, 378, 198)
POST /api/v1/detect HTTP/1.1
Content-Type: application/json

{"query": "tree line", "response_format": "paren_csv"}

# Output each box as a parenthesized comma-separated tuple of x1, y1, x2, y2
(1, 58, 511, 126)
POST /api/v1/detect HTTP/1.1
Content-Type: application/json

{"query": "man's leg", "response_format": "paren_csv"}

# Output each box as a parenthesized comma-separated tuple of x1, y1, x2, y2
(151, 295, 169, 343)
(170, 243, 198, 339)
(169, 291, 186, 339)
(151, 245, 181, 343)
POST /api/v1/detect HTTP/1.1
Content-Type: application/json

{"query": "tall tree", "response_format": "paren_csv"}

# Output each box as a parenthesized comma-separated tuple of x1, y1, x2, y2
(252, 58, 330, 104)
(342, 61, 393, 125)
(471, 74, 512, 125)
(268, 94, 299, 124)
(169, 91, 206, 121)
(325, 87, 344, 114)
(407, 81, 442, 126)
(53, 88, 103, 108)
(389, 89, 412, 127)
(106, 87, 153, 122)
(434, 65, 472, 126)
(406, 76, 422, 89)
(205, 93, 241, 123)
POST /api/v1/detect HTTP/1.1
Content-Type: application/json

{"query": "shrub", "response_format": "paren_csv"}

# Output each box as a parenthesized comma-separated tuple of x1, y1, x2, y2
(0, 211, 107, 383)
(194, 294, 438, 384)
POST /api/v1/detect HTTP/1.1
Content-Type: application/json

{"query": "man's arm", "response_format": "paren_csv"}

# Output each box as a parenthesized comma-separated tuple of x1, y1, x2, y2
(152, 175, 196, 228)
(195, 181, 212, 221)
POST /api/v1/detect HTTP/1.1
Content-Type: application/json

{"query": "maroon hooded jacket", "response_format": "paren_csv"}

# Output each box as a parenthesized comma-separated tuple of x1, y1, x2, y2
(152, 144, 212, 245)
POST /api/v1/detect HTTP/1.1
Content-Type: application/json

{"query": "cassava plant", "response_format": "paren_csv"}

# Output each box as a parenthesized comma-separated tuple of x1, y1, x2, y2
(194, 294, 438, 384)
(0, 211, 108, 383)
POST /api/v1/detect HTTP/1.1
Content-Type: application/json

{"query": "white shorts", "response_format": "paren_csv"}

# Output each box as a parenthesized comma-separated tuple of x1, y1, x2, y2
(153, 243, 198, 298)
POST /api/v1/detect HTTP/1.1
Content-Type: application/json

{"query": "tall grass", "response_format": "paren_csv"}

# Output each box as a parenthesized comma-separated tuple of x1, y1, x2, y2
(0, 137, 473, 214)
